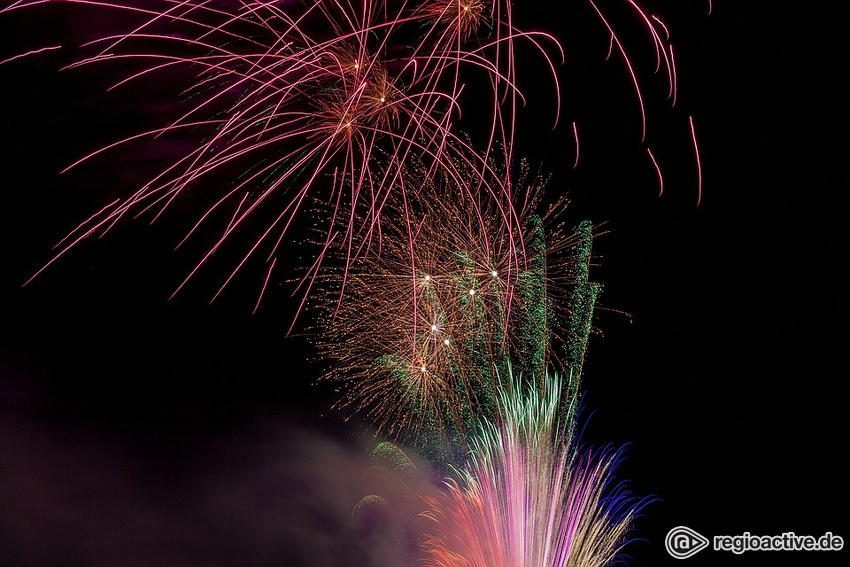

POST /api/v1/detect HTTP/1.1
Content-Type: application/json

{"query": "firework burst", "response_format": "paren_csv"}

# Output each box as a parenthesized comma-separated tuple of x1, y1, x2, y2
(418, 0, 487, 39)
(3, 0, 562, 302)
(313, 154, 601, 461)
(421, 369, 647, 567)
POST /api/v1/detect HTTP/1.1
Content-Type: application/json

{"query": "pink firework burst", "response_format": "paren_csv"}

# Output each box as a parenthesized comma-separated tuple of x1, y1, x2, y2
(3, 0, 562, 309)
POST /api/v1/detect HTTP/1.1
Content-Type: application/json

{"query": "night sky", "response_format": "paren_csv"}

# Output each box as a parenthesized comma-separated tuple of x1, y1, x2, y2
(1, 2, 846, 566)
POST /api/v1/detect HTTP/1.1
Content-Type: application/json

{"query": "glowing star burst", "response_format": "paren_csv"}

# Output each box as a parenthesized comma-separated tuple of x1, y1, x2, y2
(421, 370, 647, 567)
(3, 0, 562, 303)
(313, 156, 602, 462)
(418, 0, 487, 38)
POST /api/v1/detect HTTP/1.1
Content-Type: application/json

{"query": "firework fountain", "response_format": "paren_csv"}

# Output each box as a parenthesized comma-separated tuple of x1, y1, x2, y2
(421, 370, 647, 567)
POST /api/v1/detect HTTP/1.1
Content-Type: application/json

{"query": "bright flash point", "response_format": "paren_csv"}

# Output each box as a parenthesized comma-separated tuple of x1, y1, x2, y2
(431, 324, 437, 331)
(469, 289, 475, 296)
(380, 96, 385, 103)
(443, 339, 450, 345)
(491, 270, 498, 277)
(420, 366, 427, 372)
(424, 275, 431, 281)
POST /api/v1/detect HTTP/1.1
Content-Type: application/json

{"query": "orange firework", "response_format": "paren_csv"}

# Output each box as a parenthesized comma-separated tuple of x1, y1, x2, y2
(311, 154, 601, 462)
(418, 0, 488, 39)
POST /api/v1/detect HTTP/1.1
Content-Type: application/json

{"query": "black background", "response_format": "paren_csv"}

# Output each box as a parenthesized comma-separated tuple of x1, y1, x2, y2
(1, 1, 846, 565)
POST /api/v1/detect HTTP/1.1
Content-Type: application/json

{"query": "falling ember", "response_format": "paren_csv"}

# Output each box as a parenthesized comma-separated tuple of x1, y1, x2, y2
(572, 121, 580, 169)
(670, 43, 679, 107)
(252, 257, 277, 315)
(689, 115, 703, 206)
(646, 147, 664, 197)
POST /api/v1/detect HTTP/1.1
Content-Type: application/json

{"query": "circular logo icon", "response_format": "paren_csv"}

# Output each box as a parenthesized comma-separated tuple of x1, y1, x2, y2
(665, 526, 710, 559)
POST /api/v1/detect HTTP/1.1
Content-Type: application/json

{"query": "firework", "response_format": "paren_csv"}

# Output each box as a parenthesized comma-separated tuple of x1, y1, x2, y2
(313, 155, 601, 462)
(421, 369, 647, 567)
(3, 0, 562, 301)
